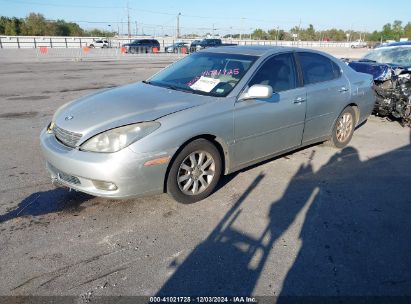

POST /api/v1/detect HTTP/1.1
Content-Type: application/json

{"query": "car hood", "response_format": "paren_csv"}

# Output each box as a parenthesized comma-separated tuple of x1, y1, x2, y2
(53, 82, 211, 142)
(349, 61, 411, 81)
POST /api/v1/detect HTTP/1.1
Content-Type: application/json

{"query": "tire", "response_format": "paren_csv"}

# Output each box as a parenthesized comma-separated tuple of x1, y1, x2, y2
(89, 44, 94, 48)
(326, 106, 356, 148)
(167, 139, 222, 204)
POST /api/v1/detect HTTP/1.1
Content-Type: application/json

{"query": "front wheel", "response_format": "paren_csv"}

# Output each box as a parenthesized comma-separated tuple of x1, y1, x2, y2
(327, 106, 356, 148)
(167, 139, 222, 204)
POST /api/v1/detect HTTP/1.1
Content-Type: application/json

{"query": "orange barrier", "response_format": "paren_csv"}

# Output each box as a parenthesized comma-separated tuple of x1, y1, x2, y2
(152, 47, 159, 53)
(181, 47, 187, 54)
(82, 47, 90, 53)
(39, 47, 48, 54)
(120, 47, 127, 54)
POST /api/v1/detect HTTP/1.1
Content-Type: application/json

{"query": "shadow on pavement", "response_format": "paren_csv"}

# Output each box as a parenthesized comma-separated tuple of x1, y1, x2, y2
(157, 132, 411, 297)
(0, 188, 92, 224)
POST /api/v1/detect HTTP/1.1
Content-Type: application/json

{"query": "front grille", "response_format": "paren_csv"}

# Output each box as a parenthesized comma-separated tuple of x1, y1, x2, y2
(53, 125, 82, 148)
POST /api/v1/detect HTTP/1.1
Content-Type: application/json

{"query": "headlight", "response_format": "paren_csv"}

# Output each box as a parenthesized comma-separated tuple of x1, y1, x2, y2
(80, 122, 160, 153)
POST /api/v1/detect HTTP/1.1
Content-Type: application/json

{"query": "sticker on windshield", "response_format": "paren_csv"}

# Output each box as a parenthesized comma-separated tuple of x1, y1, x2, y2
(189, 76, 221, 92)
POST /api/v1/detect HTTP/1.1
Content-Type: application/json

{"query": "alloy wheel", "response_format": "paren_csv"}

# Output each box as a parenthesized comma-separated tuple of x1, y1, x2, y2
(177, 150, 216, 195)
(336, 112, 353, 142)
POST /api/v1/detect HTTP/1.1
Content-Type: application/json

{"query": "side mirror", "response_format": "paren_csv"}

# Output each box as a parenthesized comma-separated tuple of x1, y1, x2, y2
(239, 84, 273, 101)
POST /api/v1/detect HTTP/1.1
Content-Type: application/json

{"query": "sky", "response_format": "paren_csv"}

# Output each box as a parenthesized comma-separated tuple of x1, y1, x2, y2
(1, 0, 411, 36)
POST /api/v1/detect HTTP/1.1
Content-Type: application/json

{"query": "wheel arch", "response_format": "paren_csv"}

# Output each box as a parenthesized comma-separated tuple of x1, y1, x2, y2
(348, 103, 360, 125)
(163, 134, 229, 193)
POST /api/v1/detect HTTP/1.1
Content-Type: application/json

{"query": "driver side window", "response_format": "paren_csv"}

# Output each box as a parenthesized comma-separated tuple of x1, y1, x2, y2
(249, 53, 297, 92)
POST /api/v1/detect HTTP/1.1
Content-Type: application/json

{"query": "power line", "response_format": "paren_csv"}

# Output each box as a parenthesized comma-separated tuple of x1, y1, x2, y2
(0, 0, 370, 32)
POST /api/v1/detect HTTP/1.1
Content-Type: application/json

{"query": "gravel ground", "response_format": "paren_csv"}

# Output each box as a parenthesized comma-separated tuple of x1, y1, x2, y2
(0, 50, 410, 300)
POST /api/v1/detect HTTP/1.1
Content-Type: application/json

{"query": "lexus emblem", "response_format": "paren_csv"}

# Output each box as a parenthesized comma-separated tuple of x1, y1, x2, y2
(65, 115, 74, 121)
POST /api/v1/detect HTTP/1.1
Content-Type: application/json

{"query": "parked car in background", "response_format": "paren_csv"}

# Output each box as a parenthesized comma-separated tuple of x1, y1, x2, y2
(41, 46, 375, 204)
(122, 39, 160, 53)
(348, 41, 411, 126)
(350, 40, 367, 48)
(89, 39, 109, 48)
(189, 40, 201, 51)
(190, 38, 237, 52)
(165, 42, 189, 53)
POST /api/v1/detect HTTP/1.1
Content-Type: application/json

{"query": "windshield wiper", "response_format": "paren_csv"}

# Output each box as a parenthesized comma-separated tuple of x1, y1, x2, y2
(358, 59, 377, 63)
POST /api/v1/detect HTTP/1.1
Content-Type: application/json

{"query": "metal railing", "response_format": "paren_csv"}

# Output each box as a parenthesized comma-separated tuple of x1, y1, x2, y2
(0, 35, 360, 50)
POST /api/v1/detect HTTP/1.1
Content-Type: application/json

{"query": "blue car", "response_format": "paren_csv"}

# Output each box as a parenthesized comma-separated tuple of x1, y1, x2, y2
(348, 42, 411, 126)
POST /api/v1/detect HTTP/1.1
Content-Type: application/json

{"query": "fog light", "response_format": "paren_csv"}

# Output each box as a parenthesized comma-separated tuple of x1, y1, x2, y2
(92, 180, 118, 191)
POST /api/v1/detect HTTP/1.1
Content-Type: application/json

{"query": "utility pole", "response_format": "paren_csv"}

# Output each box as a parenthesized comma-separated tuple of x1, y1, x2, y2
(135, 21, 138, 36)
(127, 2, 131, 38)
(240, 17, 245, 40)
(177, 12, 181, 39)
(276, 26, 279, 45)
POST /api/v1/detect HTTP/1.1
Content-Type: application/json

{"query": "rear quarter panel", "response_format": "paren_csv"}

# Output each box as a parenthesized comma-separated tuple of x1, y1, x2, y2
(343, 64, 376, 123)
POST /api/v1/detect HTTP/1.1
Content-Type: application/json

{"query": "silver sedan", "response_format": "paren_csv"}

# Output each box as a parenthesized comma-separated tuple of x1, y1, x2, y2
(40, 46, 375, 203)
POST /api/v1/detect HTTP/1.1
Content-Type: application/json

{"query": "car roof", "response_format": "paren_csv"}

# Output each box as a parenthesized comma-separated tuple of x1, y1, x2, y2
(199, 45, 315, 56)
(382, 41, 411, 47)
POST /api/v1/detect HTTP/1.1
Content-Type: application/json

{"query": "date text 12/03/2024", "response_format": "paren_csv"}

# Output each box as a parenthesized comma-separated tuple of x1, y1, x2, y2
(149, 296, 257, 303)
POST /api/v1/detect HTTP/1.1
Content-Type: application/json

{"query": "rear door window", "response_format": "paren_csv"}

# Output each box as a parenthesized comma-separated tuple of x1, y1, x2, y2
(298, 52, 340, 85)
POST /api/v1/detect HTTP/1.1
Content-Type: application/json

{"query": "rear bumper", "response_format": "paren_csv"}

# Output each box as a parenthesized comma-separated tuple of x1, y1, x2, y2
(40, 129, 173, 199)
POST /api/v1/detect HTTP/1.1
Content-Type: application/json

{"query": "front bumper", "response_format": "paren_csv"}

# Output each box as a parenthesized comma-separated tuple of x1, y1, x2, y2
(40, 129, 174, 199)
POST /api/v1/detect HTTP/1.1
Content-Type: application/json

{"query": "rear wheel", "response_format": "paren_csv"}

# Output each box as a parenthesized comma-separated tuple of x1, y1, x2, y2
(327, 106, 356, 148)
(167, 139, 222, 204)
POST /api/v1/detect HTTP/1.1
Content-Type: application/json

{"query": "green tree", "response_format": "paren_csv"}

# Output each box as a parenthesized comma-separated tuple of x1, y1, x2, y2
(24, 13, 47, 35)
(252, 28, 269, 40)
(4, 17, 23, 35)
(392, 20, 404, 40)
(404, 22, 411, 39)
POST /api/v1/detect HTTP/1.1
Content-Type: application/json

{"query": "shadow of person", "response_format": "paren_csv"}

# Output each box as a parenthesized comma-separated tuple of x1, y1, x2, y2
(279, 142, 411, 297)
(157, 173, 266, 296)
(0, 188, 92, 224)
(157, 149, 321, 296)
(156, 137, 411, 297)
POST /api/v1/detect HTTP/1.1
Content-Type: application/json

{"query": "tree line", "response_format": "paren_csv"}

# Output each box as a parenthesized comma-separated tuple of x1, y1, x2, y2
(226, 21, 411, 42)
(0, 13, 113, 37)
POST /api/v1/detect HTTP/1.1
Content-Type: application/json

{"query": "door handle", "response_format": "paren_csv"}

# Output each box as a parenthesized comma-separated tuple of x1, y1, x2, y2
(293, 97, 306, 104)
(338, 87, 349, 92)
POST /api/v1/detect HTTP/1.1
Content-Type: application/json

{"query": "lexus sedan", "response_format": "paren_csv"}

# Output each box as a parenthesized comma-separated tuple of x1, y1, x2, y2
(40, 46, 375, 203)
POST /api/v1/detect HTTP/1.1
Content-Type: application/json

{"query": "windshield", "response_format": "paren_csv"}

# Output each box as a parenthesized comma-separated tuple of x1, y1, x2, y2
(148, 52, 258, 97)
(362, 47, 411, 66)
